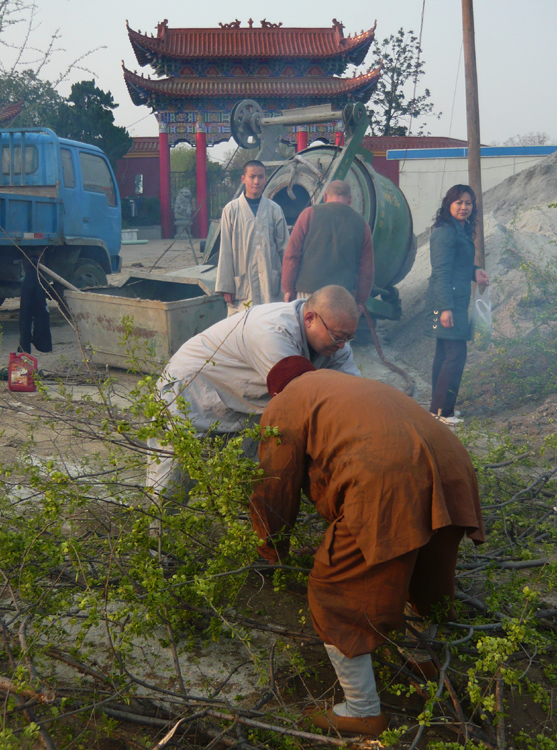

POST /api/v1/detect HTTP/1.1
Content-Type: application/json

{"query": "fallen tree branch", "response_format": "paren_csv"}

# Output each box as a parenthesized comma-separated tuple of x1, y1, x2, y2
(0, 676, 55, 704)
(205, 709, 383, 747)
(45, 646, 114, 685)
(495, 670, 505, 750)
(500, 558, 550, 570)
(483, 452, 531, 468)
(151, 716, 198, 749)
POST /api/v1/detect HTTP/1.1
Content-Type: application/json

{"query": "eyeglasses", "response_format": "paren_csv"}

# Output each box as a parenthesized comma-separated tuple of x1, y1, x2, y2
(314, 312, 356, 345)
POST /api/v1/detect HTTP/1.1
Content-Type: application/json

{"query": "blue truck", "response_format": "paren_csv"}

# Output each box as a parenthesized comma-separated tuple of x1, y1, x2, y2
(0, 128, 121, 305)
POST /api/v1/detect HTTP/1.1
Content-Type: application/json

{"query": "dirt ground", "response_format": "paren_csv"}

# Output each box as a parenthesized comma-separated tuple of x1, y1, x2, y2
(0, 237, 434, 497)
(4, 227, 552, 443)
(1, 231, 556, 748)
(0, 236, 431, 404)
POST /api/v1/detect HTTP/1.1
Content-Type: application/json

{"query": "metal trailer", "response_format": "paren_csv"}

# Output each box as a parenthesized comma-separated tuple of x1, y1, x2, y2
(64, 271, 226, 371)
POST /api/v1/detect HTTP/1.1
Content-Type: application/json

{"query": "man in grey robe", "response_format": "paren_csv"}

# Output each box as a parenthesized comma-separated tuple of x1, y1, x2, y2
(215, 160, 289, 316)
(147, 285, 361, 496)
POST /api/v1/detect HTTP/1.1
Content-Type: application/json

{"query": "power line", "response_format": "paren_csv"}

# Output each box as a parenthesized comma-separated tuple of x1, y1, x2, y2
(407, 0, 427, 139)
(125, 112, 155, 130)
(440, 41, 464, 202)
(399, 0, 426, 174)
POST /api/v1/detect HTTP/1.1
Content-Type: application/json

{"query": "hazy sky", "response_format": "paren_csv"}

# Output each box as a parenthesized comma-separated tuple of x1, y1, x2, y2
(7, 0, 557, 156)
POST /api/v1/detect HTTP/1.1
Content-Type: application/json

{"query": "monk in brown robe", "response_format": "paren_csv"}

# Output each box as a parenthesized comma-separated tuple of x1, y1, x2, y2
(250, 357, 484, 736)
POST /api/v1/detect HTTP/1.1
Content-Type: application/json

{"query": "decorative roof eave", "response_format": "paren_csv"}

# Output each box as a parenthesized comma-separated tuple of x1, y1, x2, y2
(126, 19, 376, 67)
(123, 136, 160, 157)
(122, 65, 381, 107)
(0, 99, 24, 125)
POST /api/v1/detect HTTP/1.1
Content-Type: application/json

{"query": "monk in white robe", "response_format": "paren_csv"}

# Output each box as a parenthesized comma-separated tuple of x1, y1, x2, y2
(215, 160, 289, 316)
(147, 287, 361, 497)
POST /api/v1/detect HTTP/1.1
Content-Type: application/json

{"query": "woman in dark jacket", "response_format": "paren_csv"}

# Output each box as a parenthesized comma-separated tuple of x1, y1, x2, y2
(425, 185, 489, 425)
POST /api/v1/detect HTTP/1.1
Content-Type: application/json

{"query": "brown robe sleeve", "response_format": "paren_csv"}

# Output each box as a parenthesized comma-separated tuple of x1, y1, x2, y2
(250, 411, 309, 563)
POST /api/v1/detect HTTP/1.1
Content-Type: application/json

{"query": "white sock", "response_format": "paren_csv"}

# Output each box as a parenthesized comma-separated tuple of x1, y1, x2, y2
(325, 644, 381, 717)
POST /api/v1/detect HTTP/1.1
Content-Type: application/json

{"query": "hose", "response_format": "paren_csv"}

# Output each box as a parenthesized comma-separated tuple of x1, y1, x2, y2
(363, 307, 415, 397)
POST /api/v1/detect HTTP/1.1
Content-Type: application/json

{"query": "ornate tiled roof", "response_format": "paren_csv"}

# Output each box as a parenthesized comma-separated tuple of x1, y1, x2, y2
(0, 100, 23, 125)
(123, 137, 159, 156)
(127, 19, 375, 66)
(123, 65, 381, 106)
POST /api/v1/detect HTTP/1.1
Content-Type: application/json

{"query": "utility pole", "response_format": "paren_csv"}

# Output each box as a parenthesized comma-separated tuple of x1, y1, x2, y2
(462, 0, 484, 267)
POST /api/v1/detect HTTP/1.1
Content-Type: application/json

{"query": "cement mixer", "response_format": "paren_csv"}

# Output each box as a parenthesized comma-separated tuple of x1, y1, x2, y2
(202, 99, 416, 320)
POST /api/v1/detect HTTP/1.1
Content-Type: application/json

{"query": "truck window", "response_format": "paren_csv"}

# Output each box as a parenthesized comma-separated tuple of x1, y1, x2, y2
(79, 152, 116, 206)
(61, 148, 76, 188)
(1, 145, 38, 175)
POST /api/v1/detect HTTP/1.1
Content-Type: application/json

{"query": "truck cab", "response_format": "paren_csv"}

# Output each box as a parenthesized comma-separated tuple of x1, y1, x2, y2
(0, 128, 122, 303)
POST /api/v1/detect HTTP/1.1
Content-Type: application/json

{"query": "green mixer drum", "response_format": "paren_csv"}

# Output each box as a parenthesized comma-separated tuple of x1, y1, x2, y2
(265, 146, 415, 290)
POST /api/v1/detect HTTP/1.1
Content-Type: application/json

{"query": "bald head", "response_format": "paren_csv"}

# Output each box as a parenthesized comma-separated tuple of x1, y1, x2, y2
(303, 286, 359, 356)
(307, 285, 359, 322)
(324, 180, 352, 205)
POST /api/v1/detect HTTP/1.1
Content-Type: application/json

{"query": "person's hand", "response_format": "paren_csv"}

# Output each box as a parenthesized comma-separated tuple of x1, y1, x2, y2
(219, 292, 235, 305)
(284, 292, 295, 303)
(440, 310, 454, 328)
(475, 268, 489, 290)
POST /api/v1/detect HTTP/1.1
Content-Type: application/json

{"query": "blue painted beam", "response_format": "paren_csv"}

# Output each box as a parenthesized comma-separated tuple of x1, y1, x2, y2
(386, 145, 557, 160)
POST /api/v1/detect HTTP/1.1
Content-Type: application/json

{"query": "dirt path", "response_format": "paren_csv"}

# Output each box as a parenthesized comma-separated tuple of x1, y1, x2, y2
(0, 237, 427, 398)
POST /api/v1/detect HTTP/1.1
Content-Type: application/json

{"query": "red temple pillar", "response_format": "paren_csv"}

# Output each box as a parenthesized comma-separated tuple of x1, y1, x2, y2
(335, 128, 345, 147)
(158, 122, 172, 239)
(196, 116, 208, 239)
(296, 126, 308, 152)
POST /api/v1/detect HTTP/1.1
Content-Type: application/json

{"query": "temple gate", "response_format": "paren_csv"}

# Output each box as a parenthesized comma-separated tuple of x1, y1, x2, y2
(123, 18, 380, 238)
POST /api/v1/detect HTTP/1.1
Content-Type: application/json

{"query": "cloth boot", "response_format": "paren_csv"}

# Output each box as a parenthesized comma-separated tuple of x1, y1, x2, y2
(324, 644, 381, 718)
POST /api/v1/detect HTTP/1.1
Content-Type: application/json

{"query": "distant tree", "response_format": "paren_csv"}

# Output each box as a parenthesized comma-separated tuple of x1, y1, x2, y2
(1, 0, 61, 79)
(170, 143, 224, 187)
(365, 28, 441, 136)
(54, 80, 132, 167)
(0, 0, 99, 83)
(170, 144, 197, 173)
(0, 69, 64, 128)
(503, 132, 552, 147)
(221, 142, 294, 185)
(0, 0, 101, 129)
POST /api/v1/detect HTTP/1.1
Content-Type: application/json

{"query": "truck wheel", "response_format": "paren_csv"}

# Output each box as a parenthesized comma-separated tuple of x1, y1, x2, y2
(70, 259, 107, 289)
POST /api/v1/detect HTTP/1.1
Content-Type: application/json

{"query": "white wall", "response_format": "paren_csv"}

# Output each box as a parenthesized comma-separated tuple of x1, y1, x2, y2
(392, 150, 556, 235)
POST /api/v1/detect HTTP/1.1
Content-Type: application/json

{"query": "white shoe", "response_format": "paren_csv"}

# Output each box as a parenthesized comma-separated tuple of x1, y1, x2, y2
(438, 415, 463, 426)
(430, 412, 463, 425)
